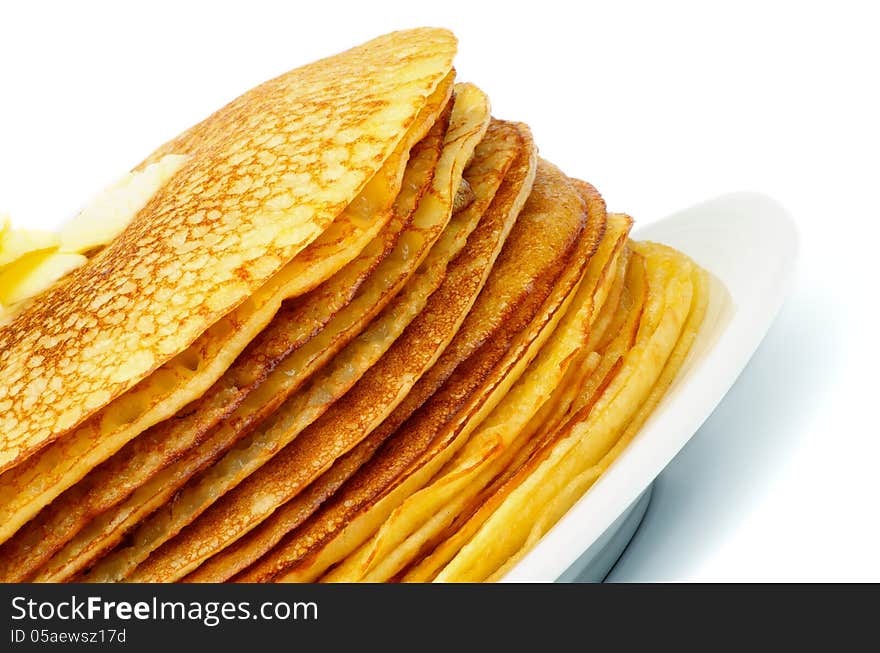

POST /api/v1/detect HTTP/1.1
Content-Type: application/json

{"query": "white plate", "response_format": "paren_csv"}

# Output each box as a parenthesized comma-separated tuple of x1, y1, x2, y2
(501, 192, 799, 583)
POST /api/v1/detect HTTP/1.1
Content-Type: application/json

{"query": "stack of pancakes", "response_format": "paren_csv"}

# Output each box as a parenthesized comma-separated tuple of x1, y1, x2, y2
(0, 28, 706, 582)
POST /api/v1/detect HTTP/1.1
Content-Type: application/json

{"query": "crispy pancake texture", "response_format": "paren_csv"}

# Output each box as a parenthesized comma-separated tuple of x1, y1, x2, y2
(0, 67, 455, 546)
(0, 28, 712, 584)
(0, 99, 458, 584)
(315, 163, 603, 583)
(29, 96, 470, 584)
(187, 120, 530, 583)
(251, 159, 595, 583)
(79, 85, 493, 583)
(0, 27, 457, 474)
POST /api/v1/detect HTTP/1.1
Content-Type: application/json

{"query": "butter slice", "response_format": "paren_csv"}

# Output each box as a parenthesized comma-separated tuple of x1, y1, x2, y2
(0, 154, 187, 318)
(0, 250, 87, 306)
(0, 228, 59, 268)
(58, 154, 189, 254)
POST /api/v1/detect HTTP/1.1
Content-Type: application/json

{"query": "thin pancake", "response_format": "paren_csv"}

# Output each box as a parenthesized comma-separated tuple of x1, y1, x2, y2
(0, 28, 458, 474)
(185, 120, 529, 582)
(351, 215, 631, 582)
(315, 166, 603, 583)
(81, 84, 494, 583)
(35, 98, 477, 584)
(399, 239, 630, 583)
(116, 135, 515, 584)
(504, 232, 632, 463)
(404, 250, 648, 581)
(485, 253, 709, 581)
(0, 98, 457, 582)
(435, 243, 695, 582)
(248, 161, 599, 583)
(34, 86, 480, 583)
(0, 72, 455, 543)
(116, 112, 530, 585)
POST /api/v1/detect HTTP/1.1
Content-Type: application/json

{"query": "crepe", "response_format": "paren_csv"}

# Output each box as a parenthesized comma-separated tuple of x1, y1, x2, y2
(433, 243, 700, 582)
(342, 216, 632, 583)
(239, 160, 600, 583)
(0, 27, 457, 475)
(401, 248, 648, 581)
(20, 86, 479, 583)
(80, 84, 496, 583)
(186, 119, 530, 583)
(483, 256, 709, 582)
(0, 28, 711, 584)
(314, 169, 604, 583)
(0, 93, 460, 583)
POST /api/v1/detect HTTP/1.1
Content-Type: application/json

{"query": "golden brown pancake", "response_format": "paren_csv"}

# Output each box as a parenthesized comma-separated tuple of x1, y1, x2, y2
(482, 254, 708, 582)
(347, 216, 632, 583)
(239, 160, 601, 583)
(0, 28, 458, 476)
(78, 85, 497, 583)
(0, 97, 459, 583)
(186, 120, 533, 582)
(433, 243, 699, 582)
(314, 165, 605, 583)
(402, 250, 648, 581)
(0, 28, 712, 585)
(30, 86, 487, 583)
(105, 116, 532, 585)
(0, 64, 455, 548)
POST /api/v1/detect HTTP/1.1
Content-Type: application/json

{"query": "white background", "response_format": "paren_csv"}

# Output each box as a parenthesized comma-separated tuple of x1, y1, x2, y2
(1, 1, 877, 581)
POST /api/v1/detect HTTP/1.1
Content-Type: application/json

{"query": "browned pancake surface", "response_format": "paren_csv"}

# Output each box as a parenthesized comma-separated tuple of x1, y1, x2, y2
(0, 28, 457, 473)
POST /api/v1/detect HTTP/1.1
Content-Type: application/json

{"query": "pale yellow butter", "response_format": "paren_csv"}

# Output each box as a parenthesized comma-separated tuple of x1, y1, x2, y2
(0, 154, 188, 317)
(58, 154, 189, 254)
(0, 250, 87, 306)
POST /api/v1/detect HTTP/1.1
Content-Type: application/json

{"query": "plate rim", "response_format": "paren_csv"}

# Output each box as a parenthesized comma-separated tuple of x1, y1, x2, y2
(501, 191, 799, 582)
